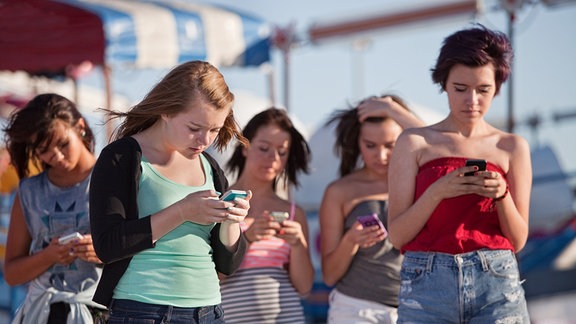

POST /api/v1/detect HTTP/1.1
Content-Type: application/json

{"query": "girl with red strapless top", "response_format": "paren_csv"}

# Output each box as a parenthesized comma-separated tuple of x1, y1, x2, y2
(388, 25, 531, 323)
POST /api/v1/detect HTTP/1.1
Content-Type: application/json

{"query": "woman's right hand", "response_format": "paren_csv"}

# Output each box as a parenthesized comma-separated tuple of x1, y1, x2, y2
(51, 237, 77, 266)
(345, 221, 386, 249)
(244, 211, 282, 243)
(429, 165, 489, 200)
(178, 189, 239, 225)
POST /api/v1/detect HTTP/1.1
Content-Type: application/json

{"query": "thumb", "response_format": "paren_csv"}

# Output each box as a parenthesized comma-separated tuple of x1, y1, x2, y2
(199, 189, 220, 198)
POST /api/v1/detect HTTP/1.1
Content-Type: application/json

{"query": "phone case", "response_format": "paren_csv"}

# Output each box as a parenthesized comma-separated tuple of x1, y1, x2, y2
(270, 211, 289, 222)
(356, 214, 386, 232)
(220, 190, 248, 202)
(58, 232, 83, 244)
(465, 159, 487, 176)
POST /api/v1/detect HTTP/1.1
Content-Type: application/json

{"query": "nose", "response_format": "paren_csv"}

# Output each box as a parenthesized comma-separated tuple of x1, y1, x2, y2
(266, 149, 281, 161)
(198, 131, 212, 146)
(48, 148, 65, 163)
(466, 90, 480, 107)
(378, 147, 392, 161)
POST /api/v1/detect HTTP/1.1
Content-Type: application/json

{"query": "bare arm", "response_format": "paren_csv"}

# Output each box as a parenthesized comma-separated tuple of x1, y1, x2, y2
(319, 183, 357, 286)
(284, 206, 314, 295)
(4, 193, 76, 286)
(217, 191, 252, 251)
(494, 136, 531, 252)
(319, 182, 383, 286)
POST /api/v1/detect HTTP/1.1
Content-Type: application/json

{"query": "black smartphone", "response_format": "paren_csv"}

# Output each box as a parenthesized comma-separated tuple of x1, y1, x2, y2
(464, 159, 487, 176)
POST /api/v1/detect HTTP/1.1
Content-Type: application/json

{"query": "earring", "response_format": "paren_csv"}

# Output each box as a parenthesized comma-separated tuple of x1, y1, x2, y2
(81, 130, 86, 137)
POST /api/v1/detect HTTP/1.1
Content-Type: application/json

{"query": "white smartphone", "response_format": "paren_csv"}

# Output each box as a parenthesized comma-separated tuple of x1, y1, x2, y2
(220, 190, 248, 202)
(58, 232, 83, 244)
(270, 211, 289, 223)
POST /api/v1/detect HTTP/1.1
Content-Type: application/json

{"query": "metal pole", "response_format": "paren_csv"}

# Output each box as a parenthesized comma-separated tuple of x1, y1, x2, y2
(283, 49, 290, 111)
(507, 11, 515, 133)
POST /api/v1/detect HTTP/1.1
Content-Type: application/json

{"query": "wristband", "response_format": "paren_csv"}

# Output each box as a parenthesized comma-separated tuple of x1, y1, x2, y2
(494, 184, 509, 201)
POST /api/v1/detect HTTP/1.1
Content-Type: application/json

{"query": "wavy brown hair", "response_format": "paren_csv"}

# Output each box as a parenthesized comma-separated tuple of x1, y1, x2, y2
(106, 60, 247, 150)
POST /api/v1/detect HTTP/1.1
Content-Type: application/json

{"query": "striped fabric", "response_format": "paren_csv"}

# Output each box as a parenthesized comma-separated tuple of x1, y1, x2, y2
(66, 0, 271, 68)
(220, 267, 305, 324)
(238, 222, 291, 269)
(0, 0, 271, 73)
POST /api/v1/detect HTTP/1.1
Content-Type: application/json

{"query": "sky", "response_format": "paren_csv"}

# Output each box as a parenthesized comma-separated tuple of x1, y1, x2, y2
(79, 0, 576, 181)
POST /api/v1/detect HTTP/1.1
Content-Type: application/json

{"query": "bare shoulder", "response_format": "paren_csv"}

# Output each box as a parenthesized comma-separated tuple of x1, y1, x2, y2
(324, 171, 366, 202)
(498, 130, 530, 155)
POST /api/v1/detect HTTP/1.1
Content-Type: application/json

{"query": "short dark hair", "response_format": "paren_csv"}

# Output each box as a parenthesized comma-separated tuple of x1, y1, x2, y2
(107, 60, 246, 150)
(431, 24, 513, 95)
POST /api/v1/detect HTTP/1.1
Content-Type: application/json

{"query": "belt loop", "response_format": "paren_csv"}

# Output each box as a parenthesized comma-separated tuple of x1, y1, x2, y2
(477, 250, 489, 271)
(426, 252, 434, 273)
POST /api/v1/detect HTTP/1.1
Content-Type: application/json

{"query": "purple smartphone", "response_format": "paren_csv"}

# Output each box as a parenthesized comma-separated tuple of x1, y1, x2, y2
(356, 213, 387, 234)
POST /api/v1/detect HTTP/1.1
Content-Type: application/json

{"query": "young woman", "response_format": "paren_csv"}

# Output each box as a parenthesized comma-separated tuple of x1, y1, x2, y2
(3, 93, 106, 323)
(388, 25, 531, 323)
(220, 108, 314, 323)
(319, 95, 423, 324)
(89, 60, 251, 323)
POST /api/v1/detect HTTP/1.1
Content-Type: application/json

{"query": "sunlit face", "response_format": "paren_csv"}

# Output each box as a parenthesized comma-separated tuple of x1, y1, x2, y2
(162, 97, 229, 159)
(446, 64, 497, 123)
(243, 124, 291, 182)
(35, 120, 84, 171)
(359, 119, 402, 176)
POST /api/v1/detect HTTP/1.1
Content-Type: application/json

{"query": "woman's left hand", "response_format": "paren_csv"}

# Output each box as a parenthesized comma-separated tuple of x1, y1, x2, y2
(68, 234, 102, 264)
(462, 170, 507, 199)
(224, 190, 252, 223)
(275, 220, 305, 247)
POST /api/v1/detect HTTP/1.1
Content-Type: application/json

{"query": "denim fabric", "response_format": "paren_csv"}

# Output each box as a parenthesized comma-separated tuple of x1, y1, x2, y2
(107, 299, 225, 324)
(398, 249, 530, 324)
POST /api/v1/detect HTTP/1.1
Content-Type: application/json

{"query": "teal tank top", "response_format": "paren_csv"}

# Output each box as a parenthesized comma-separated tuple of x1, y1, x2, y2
(113, 155, 220, 307)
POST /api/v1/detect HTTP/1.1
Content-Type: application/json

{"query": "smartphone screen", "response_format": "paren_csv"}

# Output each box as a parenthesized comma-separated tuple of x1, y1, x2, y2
(356, 213, 386, 233)
(464, 159, 487, 176)
(270, 211, 289, 222)
(220, 190, 248, 202)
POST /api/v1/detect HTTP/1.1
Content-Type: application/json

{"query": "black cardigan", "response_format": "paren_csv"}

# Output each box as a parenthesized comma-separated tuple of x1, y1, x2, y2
(89, 136, 247, 306)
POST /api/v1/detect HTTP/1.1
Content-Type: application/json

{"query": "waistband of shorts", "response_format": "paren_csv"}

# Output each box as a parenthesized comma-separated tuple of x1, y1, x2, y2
(403, 249, 514, 271)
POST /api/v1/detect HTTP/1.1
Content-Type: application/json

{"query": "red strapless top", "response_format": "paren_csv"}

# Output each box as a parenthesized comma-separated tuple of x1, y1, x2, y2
(401, 157, 514, 254)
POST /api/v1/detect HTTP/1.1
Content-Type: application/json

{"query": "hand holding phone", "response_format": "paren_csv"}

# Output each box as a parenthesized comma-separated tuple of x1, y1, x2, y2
(356, 213, 386, 233)
(270, 211, 289, 223)
(58, 232, 83, 244)
(220, 190, 248, 202)
(464, 159, 487, 176)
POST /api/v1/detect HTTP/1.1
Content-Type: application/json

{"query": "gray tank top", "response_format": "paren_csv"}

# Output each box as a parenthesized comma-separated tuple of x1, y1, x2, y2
(18, 172, 101, 292)
(335, 200, 402, 307)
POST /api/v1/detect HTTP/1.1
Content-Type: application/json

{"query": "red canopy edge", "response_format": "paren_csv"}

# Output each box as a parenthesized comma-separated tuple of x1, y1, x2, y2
(0, 0, 106, 75)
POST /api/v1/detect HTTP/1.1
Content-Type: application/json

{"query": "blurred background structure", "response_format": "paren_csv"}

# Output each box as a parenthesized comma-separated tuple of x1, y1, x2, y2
(1, 0, 575, 322)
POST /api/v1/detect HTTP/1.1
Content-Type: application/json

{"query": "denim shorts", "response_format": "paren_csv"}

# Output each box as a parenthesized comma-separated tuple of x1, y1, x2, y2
(397, 249, 530, 324)
(107, 299, 225, 324)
